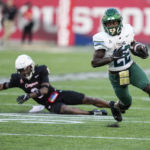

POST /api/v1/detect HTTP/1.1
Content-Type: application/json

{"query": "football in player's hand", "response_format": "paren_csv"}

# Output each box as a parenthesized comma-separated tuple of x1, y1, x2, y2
(135, 44, 149, 59)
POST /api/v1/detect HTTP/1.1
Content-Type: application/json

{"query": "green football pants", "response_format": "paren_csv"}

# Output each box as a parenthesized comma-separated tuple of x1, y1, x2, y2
(109, 62, 150, 105)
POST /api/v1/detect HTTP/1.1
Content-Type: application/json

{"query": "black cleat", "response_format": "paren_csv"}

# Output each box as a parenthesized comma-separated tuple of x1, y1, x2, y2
(90, 109, 108, 116)
(109, 101, 122, 122)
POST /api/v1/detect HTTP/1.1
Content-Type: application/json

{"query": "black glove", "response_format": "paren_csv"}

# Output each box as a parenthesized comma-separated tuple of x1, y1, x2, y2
(135, 44, 149, 59)
(130, 42, 149, 59)
(17, 94, 30, 104)
(112, 47, 124, 60)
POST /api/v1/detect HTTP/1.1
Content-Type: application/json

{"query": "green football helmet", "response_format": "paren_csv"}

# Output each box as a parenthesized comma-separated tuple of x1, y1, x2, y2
(102, 8, 123, 36)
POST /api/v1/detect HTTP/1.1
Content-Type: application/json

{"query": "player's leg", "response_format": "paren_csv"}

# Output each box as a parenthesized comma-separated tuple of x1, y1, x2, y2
(144, 84, 150, 96)
(82, 86, 123, 121)
(50, 90, 107, 115)
(82, 96, 110, 108)
(60, 104, 91, 115)
(130, 62, 150, 96)
(61, 90, 111, 109)
(2, 20, 14, 44)
(22, 26, 28, 43)
(109, 72, 131, 121)
(28, 22, 34, 43)
(48, 102, 105, 115)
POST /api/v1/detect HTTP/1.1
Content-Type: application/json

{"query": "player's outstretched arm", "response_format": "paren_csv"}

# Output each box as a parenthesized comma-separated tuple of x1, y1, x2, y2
(0, 82, 9, 91)
(16, 82, 49, 104)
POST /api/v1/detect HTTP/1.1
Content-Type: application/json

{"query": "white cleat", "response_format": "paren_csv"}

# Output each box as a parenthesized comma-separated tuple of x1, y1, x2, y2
(29, 105, 45, 113)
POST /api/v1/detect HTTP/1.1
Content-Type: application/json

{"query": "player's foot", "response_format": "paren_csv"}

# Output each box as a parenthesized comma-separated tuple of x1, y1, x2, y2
(90, 109, 108, 116)
(29, 105, 45, 113)
(109, 101, 122, 122)
(120, 110, 126, 114)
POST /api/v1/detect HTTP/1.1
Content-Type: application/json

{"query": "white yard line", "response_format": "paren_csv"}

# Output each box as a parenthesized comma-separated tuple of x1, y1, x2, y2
(0, 132, 150, 141)
(0, 113, 150, 124)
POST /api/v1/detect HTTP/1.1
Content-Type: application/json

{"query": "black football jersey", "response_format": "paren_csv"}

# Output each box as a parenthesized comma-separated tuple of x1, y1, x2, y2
(9, 65, 55, 105)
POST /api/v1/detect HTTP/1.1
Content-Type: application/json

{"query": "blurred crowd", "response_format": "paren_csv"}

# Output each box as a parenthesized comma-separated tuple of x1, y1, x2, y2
(0, 0, 34, 45)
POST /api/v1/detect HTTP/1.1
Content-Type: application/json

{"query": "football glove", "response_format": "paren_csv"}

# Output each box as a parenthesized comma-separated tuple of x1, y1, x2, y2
(130, 43, 149, 59)
(112, 46, 124, 60)
(17, 94, 30, 104)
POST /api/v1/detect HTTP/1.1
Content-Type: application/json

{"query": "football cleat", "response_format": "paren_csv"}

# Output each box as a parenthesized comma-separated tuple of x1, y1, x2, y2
(109, 101, 122, 122)
(91, 109, 108, 116)
(29, 105, 45, 113)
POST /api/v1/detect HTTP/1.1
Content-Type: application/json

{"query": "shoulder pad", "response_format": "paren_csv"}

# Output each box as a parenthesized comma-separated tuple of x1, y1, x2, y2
(11, 73, 20, 80)
(9, 73, 20, 87)
(120, 24, 135, 44)
(122, 24, 134, 36)
(93, 32, 108, 50)
(36, 65, 50, 75)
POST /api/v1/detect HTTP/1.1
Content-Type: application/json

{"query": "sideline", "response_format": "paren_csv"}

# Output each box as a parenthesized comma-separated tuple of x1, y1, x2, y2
(0, 69, 150, 82)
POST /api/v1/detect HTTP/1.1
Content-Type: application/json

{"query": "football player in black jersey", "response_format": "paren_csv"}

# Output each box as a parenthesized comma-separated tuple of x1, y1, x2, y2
(0, 54, 121, 120)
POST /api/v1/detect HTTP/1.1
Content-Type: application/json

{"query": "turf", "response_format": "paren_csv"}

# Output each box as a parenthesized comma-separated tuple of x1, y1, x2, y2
(0, 48, 150, 150)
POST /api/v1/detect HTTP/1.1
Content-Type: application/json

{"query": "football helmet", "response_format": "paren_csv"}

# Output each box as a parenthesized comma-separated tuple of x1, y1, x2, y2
(102, 8, 123, 36)
(15, 54, 35, 80)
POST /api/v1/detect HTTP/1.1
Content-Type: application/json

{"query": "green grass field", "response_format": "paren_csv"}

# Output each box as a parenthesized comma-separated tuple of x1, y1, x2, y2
(0, 47, 150, 150)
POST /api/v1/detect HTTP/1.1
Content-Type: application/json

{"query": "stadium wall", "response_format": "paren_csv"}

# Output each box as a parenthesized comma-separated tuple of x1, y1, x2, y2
(0, 0, 150, 45)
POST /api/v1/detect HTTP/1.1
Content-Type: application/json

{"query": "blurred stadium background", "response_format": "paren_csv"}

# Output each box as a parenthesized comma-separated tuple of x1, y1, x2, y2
(0, 0, 150, 47)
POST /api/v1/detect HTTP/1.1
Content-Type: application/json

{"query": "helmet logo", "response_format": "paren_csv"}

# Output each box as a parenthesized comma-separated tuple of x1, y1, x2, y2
(109, 28, 116, 35)
(108, 17, 115, 20)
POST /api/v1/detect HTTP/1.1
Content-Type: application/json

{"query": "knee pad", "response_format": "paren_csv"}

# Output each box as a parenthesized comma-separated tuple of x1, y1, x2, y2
(143, 84, 150, 96)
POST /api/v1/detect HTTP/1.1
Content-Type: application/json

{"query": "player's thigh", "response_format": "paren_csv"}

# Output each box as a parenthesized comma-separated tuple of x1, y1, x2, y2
(61, 90, 85, 105)
(109, 73, 132, 105)
(48, 102, 73, 114)
(114, 86, 132, 105)
(49, 102, 64, 114)
(130, 63, 150, 89)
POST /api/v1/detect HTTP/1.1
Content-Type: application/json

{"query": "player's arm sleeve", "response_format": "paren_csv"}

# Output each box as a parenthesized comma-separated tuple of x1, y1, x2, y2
(0, 74, 18, 90)
(9, 74, 20, 88)
(92, 34, 112, 67)
(0, 82, 9, 90)
(93, 34, 108, 51)
(40, 65, 50, 83)
(29, 65, 50, 98)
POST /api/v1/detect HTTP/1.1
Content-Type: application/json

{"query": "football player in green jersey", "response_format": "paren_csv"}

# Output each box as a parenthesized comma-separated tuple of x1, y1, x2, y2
(92, 8, 149, 122)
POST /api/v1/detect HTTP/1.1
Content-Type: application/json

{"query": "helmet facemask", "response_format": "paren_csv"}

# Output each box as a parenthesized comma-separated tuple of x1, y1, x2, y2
(17, 64, 34, 80)
(102, 8, 123, 36)
(15, 55, 35, 80)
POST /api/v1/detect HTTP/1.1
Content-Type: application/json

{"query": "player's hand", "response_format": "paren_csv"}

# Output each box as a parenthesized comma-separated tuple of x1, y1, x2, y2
(130, 42, 149, 59)
(112, 47, 124, 60)
(16, 94, 30, 104)
(135, 44, 149, 59)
